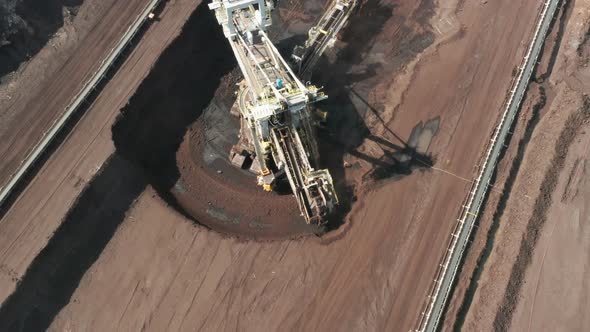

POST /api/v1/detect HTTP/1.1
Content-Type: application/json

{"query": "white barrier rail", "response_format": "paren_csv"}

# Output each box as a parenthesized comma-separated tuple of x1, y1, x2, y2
(0, 0, 162, 207)
(415, 0, 560, 330)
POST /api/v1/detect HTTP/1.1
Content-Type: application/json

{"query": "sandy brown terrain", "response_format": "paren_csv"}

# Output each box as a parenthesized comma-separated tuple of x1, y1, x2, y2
(511, 94, 590, 332)
(0, 0, 203, 329)
(0, 0, 153, 191)
(444, 0, 590, 330)
(0, 0, 546, 330)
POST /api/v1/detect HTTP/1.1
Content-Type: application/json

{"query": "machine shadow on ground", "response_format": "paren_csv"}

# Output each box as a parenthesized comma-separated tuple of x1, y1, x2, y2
(0, 3, 234, 329)
(0, 155, 146, 331)
(111, 1, 235, 215)
(311, 0, 434, 230)
(348, 88, 435, 181)
(0, 0, 85, 79)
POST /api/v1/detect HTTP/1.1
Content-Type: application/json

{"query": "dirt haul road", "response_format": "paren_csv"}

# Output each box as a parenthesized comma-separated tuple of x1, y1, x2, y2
(444, 0, 590, 330)
(0, 0, 542, 331)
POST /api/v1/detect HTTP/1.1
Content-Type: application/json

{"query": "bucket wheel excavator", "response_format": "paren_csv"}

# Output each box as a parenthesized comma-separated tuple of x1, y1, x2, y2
(208, 0, 356, 225)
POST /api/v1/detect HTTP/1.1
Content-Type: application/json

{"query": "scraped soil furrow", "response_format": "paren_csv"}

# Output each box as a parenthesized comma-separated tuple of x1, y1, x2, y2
(445, 1, 573, 328)
(493, 96, 590, 330)
(536, 0, 571, 82)
(576, 18, 590, 65)
(450, 84, 546, 331)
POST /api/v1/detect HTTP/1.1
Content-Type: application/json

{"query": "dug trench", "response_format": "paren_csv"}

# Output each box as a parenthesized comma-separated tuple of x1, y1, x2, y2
(493, 96, 590, 330)
(0, 0, 437, 327)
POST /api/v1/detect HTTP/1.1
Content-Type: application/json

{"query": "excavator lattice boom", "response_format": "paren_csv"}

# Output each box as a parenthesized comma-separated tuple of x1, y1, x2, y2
(208, 0, 356, 225)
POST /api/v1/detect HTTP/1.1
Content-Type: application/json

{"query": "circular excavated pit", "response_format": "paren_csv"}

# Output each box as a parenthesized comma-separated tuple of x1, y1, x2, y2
(112, 0, 436, 240)
(112, 1, 326, 240)
(172, 106, 323, 239)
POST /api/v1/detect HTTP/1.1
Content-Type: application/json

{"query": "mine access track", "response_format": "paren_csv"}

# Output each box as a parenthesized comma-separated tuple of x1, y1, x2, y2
(415, 0, 561, 331)
(0, 0, 162, 207)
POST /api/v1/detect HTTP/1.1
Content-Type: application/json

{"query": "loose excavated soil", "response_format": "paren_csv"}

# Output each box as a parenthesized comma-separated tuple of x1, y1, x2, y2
(445, 0, 590, 330)
(0, 0, 546, 330)
(174, 116, 310, 239)
(112, 0, 438, 239)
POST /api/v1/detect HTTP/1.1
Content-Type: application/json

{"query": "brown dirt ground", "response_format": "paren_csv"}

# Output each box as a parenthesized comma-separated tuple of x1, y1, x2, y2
(444, 0, 590, 330)
(0, 0, 203, 328)
(173, 116, 309, 239)
(0, 0, 544, 330)
(0, 0, 153, 190)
